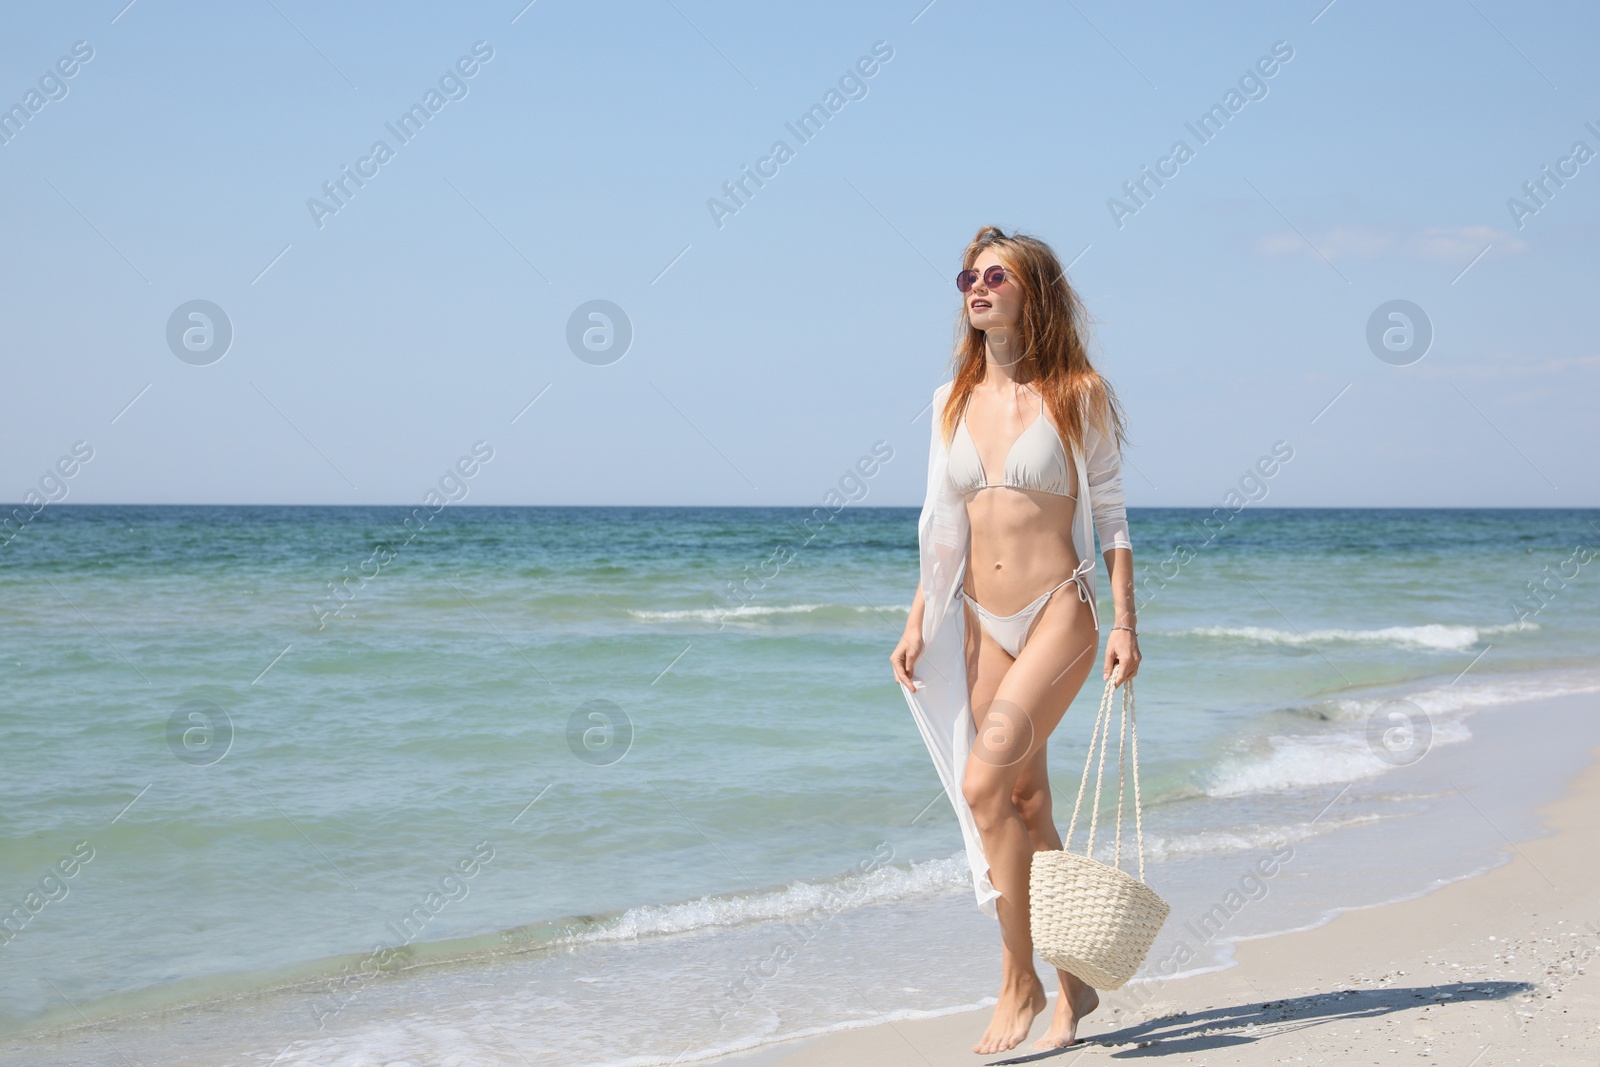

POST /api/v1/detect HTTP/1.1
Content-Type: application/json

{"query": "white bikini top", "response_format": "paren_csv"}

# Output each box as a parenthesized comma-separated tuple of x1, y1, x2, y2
(948, 391, 1077, 499)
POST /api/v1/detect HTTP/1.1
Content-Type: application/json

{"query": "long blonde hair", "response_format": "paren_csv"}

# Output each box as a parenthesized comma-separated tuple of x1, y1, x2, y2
(940, 225, 1125, 453)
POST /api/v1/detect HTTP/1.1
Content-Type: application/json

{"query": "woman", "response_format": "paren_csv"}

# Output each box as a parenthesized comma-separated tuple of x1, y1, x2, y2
(891, 226, 1140, 1054)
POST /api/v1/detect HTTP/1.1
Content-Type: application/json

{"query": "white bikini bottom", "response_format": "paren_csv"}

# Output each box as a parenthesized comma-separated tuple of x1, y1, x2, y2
(959, 557, 1098, 659)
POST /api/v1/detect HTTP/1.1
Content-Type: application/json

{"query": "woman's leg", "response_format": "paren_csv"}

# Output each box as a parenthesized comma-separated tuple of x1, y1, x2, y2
(960, 599, 1044, 1055)
(1012, 744, 1102, 1049)
(961, 590, 1099, 1054)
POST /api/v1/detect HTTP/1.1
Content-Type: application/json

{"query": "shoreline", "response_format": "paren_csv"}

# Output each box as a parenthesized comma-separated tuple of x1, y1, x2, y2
(708, 704, 1600, 1066)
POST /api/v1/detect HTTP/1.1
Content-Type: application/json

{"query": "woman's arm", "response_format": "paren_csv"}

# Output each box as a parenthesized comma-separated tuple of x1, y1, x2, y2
(892, 578, 927, 689)
(894, 382, 958, 691)
(1082, 409, 1140, 683)
(1102, 546, 1140, 683)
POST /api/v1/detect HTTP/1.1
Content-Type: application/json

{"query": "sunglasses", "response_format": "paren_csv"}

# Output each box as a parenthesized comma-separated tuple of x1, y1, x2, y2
(956, 265, 1009, 293)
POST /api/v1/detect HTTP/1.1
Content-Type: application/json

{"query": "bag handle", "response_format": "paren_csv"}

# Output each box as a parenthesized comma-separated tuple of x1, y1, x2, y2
(1064, 676, 1149, 883)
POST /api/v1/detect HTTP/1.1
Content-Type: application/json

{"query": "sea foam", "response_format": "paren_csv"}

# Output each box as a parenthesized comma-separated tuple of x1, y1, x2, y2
(1171, 620, 1536, 652)
(1200, 668, 1600, 798)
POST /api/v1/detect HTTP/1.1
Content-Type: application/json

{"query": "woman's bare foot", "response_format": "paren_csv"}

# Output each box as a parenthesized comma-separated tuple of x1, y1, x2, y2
(973, 974, 1049, 1054)
(1032, 971, 1099, 1049)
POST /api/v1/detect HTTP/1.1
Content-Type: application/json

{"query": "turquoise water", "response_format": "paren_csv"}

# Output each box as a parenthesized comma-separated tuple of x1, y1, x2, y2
(2, 505, 1598, 1065)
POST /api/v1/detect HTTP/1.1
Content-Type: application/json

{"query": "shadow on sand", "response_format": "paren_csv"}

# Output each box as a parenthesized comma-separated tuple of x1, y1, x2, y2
(986, 980, 1534, 1062)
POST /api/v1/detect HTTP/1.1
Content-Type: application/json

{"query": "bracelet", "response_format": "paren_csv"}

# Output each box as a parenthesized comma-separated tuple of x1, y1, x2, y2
(1111, 625, 1137, 634)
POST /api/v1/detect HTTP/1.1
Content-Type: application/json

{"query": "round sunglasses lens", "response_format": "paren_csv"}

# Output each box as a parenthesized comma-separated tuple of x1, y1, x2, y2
(956, 270, 977, 292)
(984, 266, 1006, 288)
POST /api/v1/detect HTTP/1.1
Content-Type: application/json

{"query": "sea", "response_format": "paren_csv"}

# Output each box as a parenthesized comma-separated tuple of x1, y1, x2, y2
(2, 505, 1598, 1066)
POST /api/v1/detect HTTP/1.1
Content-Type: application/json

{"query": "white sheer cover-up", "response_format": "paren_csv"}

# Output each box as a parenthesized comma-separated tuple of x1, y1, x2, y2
(899, 380, 1132, 917)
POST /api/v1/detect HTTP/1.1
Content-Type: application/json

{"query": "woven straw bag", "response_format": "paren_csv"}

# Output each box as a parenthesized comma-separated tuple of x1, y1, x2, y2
(1029, 676, 1169, 990)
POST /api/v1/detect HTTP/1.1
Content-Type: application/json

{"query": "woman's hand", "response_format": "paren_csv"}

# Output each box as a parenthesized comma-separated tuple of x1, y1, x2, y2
(891, 625, 924, 690)
(1103, 627, 1141, 685)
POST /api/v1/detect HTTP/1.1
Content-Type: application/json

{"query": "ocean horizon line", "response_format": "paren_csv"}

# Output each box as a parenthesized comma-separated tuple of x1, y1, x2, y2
(5, 502, 1599, 512)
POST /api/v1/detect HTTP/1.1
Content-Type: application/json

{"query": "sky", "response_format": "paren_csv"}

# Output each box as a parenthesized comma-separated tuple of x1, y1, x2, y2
(2, 0, 1596, 509)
